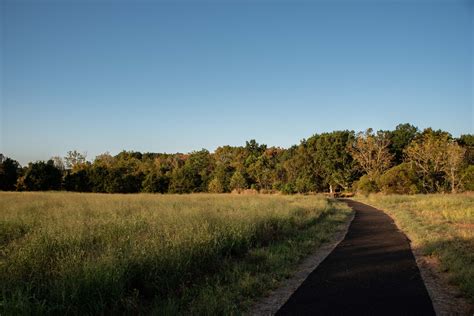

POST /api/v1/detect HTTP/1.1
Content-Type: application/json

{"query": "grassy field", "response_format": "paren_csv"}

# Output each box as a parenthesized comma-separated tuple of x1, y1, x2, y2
(356, 193, 474, 303)
(0, 192, 351, 314)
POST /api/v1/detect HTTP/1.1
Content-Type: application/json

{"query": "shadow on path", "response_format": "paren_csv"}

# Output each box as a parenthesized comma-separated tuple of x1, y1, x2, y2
(277, 199, 435, 315)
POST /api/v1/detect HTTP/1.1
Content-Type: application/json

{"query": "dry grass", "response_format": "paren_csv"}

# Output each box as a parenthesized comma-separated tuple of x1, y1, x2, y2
(0, 192, 351, 314)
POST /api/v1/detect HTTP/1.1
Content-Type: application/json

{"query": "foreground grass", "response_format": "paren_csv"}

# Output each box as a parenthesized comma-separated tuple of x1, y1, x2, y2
(356, 193, 474, 303)
(0, 192, 351, 314)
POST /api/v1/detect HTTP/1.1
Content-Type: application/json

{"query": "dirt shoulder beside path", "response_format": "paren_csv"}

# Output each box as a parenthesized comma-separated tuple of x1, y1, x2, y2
(276, 199, 435, 315)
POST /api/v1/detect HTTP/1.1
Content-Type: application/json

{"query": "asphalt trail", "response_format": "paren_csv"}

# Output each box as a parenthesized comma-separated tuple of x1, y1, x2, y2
(277, 199, 435, 315)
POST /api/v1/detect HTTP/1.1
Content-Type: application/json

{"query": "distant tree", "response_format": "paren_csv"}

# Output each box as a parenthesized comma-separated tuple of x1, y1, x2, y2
(405, 130, 456, 193)
(103, 167, 142, 193)
(247, 155, 273, 190)
(229, 170, 247, 192)
(208, 177, 225, 193)
(51, 156, 66, 171)
(210, 164, 231, 192)
(310, 131, 357, 193)
(64, 169, 91, 192)
(88, 165, 108, 192)
(169, 166, 195, 193)
(94, 152, 115, 168)
(245, 139, 267, 158)
(184, 149, 215, 192)
(442, 141, 466, 193)
(458, 134, 474, 165)
(5, 124, 468, 195)
(0, 157, 21, 190)
(461, 165, 474, 191)
(142, 171, 170, 193)
(23, 160, 62, 191)
(387, 123, 419, 164)
(349, 129, 393, 181)
(281, 142, 322, 193)
(64, 150, 87, 170)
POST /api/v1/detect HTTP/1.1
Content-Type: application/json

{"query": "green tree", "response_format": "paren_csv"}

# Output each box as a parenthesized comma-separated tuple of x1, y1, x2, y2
(184, 149, 215, 192)
(458, 134, 474, 165)
(310, 131, 357, 193)
(64, 169, 91, 192)
(387, 123, 419, 164)
(169, 166, 195, 193)
(23, 160, 62, 191)
(229, 170, 247, 192)
(0, 157, 21, 191)
(142, 171, 170, 193)
(88, 165, 108, 192)
(461, 165, 474, 191)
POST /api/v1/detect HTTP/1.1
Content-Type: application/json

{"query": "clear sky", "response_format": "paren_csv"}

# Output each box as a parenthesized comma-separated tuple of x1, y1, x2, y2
(1, 0, 473, 165)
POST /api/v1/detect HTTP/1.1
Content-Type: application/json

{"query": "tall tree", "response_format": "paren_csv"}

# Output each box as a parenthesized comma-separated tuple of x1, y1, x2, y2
(442, 141, 466, 193)
(310, 131, 357, 193)
(349, 129, 393, 181)
(405, 130, 453, 193)
(22, 160, 62, 191)
(64, 150, 87, 170)
(388, 123, 419, 164)
(0, 157, 21, 190)
(457, 134, 474, 165)
(229, 170, 247, 192)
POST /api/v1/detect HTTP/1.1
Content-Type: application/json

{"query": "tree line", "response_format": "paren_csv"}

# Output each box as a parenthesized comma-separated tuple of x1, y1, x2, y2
(1, 124, 473, 194)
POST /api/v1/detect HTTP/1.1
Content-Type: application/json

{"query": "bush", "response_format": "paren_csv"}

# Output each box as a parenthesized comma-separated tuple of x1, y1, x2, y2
(462, 165, 474, 191)
(354, 175, 379, 195)
(208, 177, 225, 193)
(281, 183, 296, 195)
(378, 163, 422, 194)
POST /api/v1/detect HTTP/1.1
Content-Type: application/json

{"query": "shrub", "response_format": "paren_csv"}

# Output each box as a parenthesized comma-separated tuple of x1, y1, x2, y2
(462, 165, 474, 191)
(378, 163, 422, 194)
(354, 175, 379, 195)
(281, 183, 296, 195)
(208, 177, 225, 193)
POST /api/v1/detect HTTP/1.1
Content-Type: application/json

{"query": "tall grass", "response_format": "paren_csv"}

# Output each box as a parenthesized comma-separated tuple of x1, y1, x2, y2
(0, 192, 351, 314)
(356, 193, 474, 302)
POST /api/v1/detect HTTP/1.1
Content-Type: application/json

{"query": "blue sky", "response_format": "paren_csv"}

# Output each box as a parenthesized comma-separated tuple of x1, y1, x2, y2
(1, 0, 473, 165)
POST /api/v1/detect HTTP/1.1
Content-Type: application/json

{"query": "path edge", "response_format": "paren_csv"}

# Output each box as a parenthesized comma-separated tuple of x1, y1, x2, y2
(248, 203, 355, 316)
(355, 199, 473, 316)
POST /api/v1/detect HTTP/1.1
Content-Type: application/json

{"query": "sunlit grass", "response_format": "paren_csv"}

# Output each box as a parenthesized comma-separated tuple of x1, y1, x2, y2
(0, 192, 351, 314)
(356, 193, 474, 302)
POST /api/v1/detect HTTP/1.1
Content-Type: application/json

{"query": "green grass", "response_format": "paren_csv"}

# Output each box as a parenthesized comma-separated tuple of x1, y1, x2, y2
(0, 192, 352, 314)
(356, 193, 474, 303)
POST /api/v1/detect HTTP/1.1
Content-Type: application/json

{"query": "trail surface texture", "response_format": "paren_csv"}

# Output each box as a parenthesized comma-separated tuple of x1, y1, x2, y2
(277, 199, 435, 315)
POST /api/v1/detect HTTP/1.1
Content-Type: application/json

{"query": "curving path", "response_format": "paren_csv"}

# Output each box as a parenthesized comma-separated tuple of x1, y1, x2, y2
(277, 199, 435, 315)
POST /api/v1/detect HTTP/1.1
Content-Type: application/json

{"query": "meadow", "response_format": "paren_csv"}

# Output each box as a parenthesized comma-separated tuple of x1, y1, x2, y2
(356, 193, 474, 303)
(0, 192, 352, 314)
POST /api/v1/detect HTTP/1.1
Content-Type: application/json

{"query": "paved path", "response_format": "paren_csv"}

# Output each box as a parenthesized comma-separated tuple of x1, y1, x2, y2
(277, 199, 435, 315)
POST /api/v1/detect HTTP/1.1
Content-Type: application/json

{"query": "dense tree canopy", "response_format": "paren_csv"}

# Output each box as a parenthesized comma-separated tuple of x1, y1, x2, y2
(1, 124, 472, 194)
